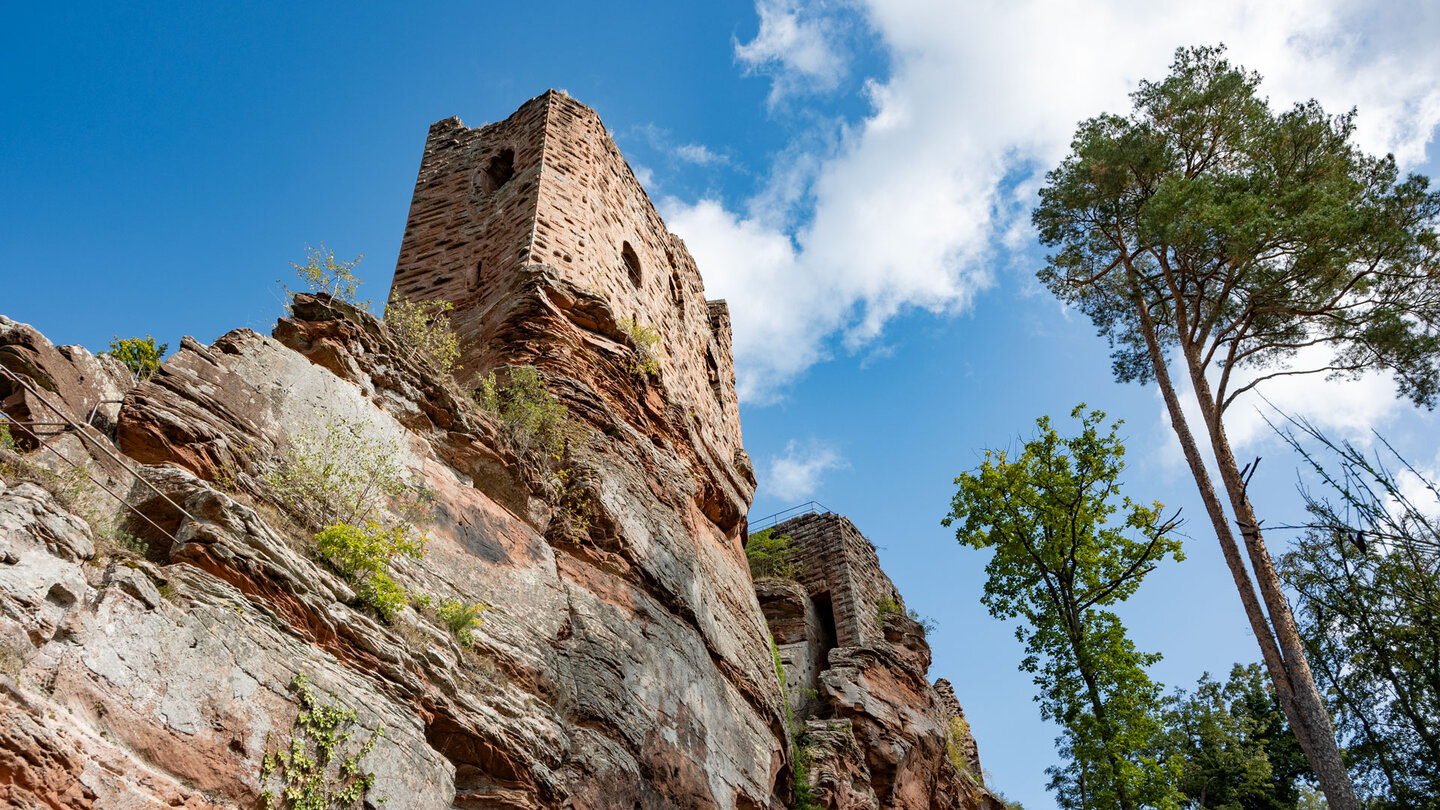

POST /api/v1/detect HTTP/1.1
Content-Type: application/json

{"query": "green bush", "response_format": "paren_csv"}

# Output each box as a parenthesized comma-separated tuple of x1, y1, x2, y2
(0, 418, 14, 452)
(909, 608, 938, 636)
(384, 295, 462, 375)
(791, 732, 821, 810)
(436, 599, 487, 648)
(747, 529, 801, 581)
(315, 522, 426, 621)
(283, 243, 368, 307)
(946, 715, 972, 775)
(874, 595, 935, 635)
(259, 672, 382, 810)
(619, 317, 661, 376)
(475, 365, 569, 458)
(262, 413, 427, 533)
(108, 335, 168, 380)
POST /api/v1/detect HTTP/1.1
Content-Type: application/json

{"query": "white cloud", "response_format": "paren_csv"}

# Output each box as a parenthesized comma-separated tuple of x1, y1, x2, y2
(764, 439, 848, 501)
(672, 0, 1440, 403)
(674, 143, 729, 166)
(734, 0, 849, 104)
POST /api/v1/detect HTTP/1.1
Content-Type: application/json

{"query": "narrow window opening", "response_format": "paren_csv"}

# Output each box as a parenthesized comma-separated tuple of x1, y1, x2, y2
(622, 241, 642, 287)
(670, 267, 684, 310)
(469, 260, 482, 290)
(481, 148, 515, 193)
(706, 346, 723, 404)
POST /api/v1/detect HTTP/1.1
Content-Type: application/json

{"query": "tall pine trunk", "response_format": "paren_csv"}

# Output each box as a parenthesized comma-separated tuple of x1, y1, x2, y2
(1124, 267, 1358, 808)
(1181, 351, 1359, 810)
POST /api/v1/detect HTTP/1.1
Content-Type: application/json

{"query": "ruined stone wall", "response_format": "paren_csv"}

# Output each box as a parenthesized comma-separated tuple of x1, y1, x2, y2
(392, 103, 547, 333)
(773, 512, 903, 648)
(755, 511, 1003, 809)
(391, 91, 744, 502)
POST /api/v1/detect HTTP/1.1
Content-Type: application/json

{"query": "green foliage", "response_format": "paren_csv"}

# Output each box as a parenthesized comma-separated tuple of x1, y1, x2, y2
(1276, 420, 1440, 808)
(619, 317, 661, 376)
(435, 598, 487, 648)
(314, 522, 426, 621)
(547, 464, 593, 545)
(262, 413, 428, 534)
(945, 405, 1184, 810)
(475, 365, 570, 458)
(259, 672, 382, 810)
(283, 243, 368, 307)
(1161, 664, 1310, 810)
(108, 335, 168, 381)
(113, 531, 148, 558)
(747, 528, 801, 581)
(790, 731, 821, 810)
(0, 417, 14, 451)
(384, 295, 462, 375)
(875, 594, 902, 622)
(770, 632, 820, 810)
(1033, 44, 1440, 408)
(946, 715, 973, 776)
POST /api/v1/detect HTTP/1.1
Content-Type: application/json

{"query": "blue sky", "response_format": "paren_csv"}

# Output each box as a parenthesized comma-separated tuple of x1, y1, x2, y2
(4, 3, 1439, 807)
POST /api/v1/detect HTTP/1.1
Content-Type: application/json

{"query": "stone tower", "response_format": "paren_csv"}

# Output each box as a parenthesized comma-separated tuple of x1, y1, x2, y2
(390, 89, 751, 530)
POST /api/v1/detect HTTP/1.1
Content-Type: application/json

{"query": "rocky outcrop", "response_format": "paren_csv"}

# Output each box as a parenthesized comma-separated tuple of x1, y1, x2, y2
(757, 513, 1004, 810)
(0, 91, 1000, 810)
(1, 287, 782, 808)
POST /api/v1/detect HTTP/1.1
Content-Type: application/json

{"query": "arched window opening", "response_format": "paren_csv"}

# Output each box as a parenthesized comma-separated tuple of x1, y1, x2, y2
(622, 241, 642, 287)
(482, 148, 515, 193)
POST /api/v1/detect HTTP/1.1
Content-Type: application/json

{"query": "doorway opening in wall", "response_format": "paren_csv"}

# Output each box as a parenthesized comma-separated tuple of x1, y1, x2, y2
(812, 591, 839, 660)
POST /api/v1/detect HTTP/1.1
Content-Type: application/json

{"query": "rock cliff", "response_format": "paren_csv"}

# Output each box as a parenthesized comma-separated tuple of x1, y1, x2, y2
(0, 91, 1001, 810)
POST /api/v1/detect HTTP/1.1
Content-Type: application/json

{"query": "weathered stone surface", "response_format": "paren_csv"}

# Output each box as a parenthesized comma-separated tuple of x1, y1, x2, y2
(0, 91, 1001, 810)
(759, 512, 1003, 810)
(0, 316, 132, 440)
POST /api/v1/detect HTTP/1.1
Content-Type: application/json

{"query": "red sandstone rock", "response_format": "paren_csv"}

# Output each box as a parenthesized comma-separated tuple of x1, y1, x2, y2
(0, 92, 1001, 810)
(759, 512, 1004, 809)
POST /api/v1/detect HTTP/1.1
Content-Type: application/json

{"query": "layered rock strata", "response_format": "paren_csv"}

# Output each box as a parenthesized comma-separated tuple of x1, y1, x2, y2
(0, 91, 1001, 810)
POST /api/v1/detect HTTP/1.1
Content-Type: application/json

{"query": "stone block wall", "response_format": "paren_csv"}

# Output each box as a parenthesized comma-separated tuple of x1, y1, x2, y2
(772, 511, 904, 648)
(390, 91, 745, 501)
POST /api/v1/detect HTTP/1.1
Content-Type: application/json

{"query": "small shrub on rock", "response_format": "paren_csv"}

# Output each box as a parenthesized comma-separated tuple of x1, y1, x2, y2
(436, 599, 487, 648)
(946, 715, 972, 775)
(747, 529, 801, 581)
(262, 413, 427, 533)
(474, 365, 569, 458)
(107, 335, 168, 381)
(384, 295, 462, 375)
(619, 317, 661, 376)
(283, 243, 368, 307)
(315, 522, 426, 621)
(259, 672, 382, 810)
(0, 418, 14, 452)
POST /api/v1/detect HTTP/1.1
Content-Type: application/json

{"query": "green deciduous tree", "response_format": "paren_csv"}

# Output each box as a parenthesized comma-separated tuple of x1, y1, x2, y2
(1275, 419, 1440, 808)
(746, 528, 802, 581)
(1163, 664, 1309, 810)
(1032, 44, 1440, 808)
(945, 405, 1184, 810)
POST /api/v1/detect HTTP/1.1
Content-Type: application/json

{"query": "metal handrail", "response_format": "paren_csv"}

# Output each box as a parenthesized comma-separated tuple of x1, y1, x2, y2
(749, 500, 832, 530)
(0, 364, 197, 526)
